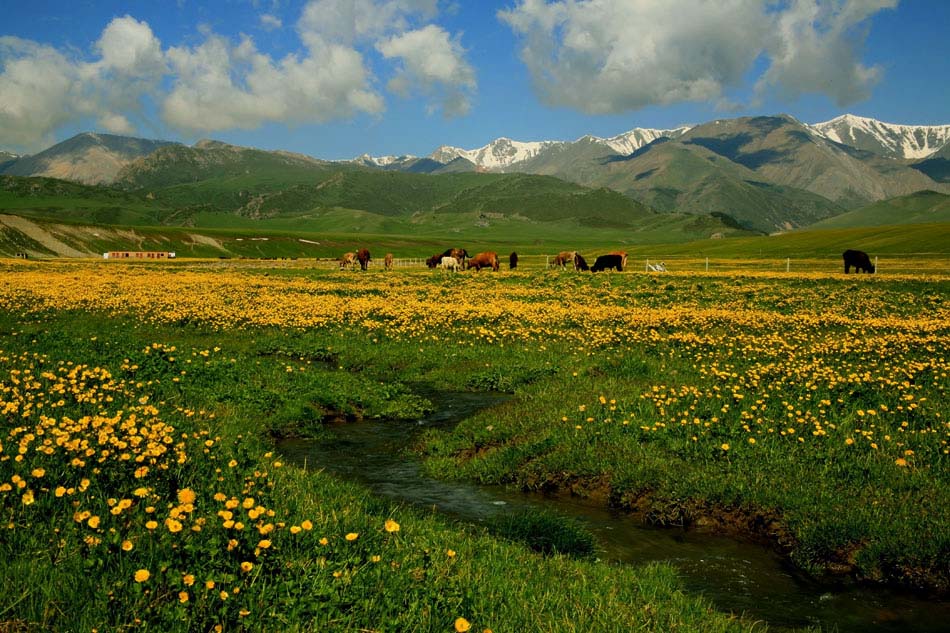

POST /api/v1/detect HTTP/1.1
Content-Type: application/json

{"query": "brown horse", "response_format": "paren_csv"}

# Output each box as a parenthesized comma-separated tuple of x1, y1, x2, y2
(356, 248, 371, 271)
(467, 251, 499, 271)
(339, 252, 357, 270)
(551, 251, 575, 268)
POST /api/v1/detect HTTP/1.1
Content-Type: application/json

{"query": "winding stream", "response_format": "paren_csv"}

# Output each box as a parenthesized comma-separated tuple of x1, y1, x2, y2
(277, 390, 949, 632)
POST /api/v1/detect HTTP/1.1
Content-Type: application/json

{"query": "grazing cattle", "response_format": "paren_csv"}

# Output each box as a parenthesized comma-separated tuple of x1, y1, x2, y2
(356, 248, 371, 271)
(509, 252, 518, 270)
(426, 254, 442, 269)
(843, 249, 875, 274)
(441, 256, 461, 272)
(384, 253, 394, 270)
(450, 248, 469, 268)
(467, 251, 499, 271)
(339, 252, 357, 270)
(573, 253, 589, 271)
(591, 254, 624, 272)
(607, 250, 628, 270)
(551, 251, 576, 268)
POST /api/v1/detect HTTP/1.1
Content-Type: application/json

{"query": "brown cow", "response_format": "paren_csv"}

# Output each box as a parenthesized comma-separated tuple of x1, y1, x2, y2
(551, 251, 575, 268)
(356, 248, 371, 271)
(467, 251, 499, 271)
(426, 254, 442, 268)
(339, 252, 357, 270)
(384, 253, 394, 270)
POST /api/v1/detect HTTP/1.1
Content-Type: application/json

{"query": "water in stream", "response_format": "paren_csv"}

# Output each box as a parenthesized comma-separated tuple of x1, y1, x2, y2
(277, 391, 950, 632)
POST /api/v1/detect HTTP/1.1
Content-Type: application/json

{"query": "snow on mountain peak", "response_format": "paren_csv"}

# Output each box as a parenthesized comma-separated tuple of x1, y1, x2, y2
(812, 114, 950, 159)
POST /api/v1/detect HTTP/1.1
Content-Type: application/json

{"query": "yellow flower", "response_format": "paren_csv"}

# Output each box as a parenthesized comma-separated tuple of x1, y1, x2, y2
(290, 525, 302, 534)
(121, 540, 134, 551)
(134, 569, 150, 583)
(384, 519, 400, 533)
(205, 579, 215, 590)
(30, 468, 45, 478)
(895, 458, 908, 467)
(183, 574, 195, 586)
(177, 488, 197, 504)
(145, 520, 158, 530)
(455, 617, 471, 632)
(345, 532, 358, 541)
(87, 516, 101, 529)
(257, 539, 272, 549)
(301, 520, 313, 530)
(21, 491, 35, 505)
(319, 537, 329, 546)
(178, 591, 189, 603)
(240, 561, 254, 573)
(219, 591, 229, 601)
(720, 443, 730, 451)
(447, 549, 457, 558)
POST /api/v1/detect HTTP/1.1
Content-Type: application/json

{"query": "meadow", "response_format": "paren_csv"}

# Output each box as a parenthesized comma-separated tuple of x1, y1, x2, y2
(1, 257, 947, 631)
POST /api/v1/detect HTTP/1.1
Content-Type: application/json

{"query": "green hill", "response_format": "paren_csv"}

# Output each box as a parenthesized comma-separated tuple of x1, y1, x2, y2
(811, 191, 950, 228)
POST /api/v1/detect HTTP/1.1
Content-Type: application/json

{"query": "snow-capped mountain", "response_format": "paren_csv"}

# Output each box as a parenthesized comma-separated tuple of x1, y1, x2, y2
(352, 153, 418, 169)
(811, 114, 950, 160)
(430, 138, 567, 170)
(427, 126, 692, 171)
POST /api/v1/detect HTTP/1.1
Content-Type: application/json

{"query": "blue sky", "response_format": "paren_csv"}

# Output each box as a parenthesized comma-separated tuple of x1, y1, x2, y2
(1, 1, 948, 159)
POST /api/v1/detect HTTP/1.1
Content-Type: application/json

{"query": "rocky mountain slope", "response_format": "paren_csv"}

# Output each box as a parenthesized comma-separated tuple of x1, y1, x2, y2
(0, 133, 179, 185)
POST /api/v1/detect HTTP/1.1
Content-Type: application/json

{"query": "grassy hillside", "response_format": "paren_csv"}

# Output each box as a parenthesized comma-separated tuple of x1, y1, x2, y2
(811, 191, 950, 228)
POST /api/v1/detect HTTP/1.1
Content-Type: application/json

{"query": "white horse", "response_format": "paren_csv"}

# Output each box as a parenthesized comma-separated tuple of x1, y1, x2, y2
(440, 256, 461, 272)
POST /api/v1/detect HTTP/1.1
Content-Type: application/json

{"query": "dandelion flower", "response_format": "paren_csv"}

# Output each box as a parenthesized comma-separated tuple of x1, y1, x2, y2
(345, 532, 358, 541)
(384, 519, 400, 533)
(121, 540, 134, 551)
(134, 569, 150, 583)
(183, 574, 195, 586)
(455, 617, 471, 632)
(720, 443, 730, 451)
(240, 561, 254, 573)
(178, 591, 189, 603)
(177, 488, 196, 504)
(301, 520, 313, 530)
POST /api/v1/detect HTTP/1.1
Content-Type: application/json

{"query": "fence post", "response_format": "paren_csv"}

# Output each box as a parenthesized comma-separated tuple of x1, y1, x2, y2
(646, 259, 649, 272)
(786, 258, 790, 272)
(875, 256, 878, 272)
(705, 257, 709, 272)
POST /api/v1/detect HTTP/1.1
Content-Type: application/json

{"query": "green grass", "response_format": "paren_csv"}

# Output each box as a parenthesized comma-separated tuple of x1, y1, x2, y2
(0, 305, 776, 632)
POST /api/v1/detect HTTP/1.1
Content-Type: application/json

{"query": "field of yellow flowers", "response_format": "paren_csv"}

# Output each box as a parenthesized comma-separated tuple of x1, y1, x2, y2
(0, 259, 786, 632)
(1, 257, 947, 629)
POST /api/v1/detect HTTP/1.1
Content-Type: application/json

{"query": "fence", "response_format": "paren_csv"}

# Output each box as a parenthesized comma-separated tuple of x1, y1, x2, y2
(171, 253, 950, 276)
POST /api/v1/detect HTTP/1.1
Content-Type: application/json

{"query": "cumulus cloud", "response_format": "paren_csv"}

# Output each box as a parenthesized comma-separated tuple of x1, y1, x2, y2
(0, 38, 77, 148)
(162, 33, 384, 132)
(0, 2, 475, 149)
(377, 24, 475, 117)
(0, 16, 163, 150)
(499, 0, 896, 114)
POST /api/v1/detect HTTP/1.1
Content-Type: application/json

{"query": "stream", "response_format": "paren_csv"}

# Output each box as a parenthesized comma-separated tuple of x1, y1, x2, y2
(277, 390, 950, 632)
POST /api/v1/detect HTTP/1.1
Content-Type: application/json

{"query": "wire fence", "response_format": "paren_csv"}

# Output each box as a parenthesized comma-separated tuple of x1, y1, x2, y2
(291, 253, 950, 276)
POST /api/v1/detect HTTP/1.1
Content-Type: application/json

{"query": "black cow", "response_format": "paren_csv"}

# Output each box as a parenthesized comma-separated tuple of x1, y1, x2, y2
(590, 254, 623, 272)
(843, 249, 875, 274)
(509, 252, 518, 270)
(573, 253, 589, 271)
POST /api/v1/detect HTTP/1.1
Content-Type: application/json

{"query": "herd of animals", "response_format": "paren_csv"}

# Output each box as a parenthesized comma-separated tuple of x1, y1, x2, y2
(337, 247, 877, 274)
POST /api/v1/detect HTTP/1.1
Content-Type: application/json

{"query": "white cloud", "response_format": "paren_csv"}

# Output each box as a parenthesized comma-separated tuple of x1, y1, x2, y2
(0, 2, 474, 150)
(499, 0, 896, 114)
(757, 0, 899, 106)
(296, 0, 438, 46)
(0, 38, 77, 149)
(0, 16, 164, 150)
(377, 24, 475, 117)
(162, 33, 384, 133)
(259, 13, 283, 30)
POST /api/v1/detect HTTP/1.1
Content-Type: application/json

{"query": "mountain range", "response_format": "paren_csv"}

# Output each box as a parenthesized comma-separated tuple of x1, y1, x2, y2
(1, 113, 948, 234)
